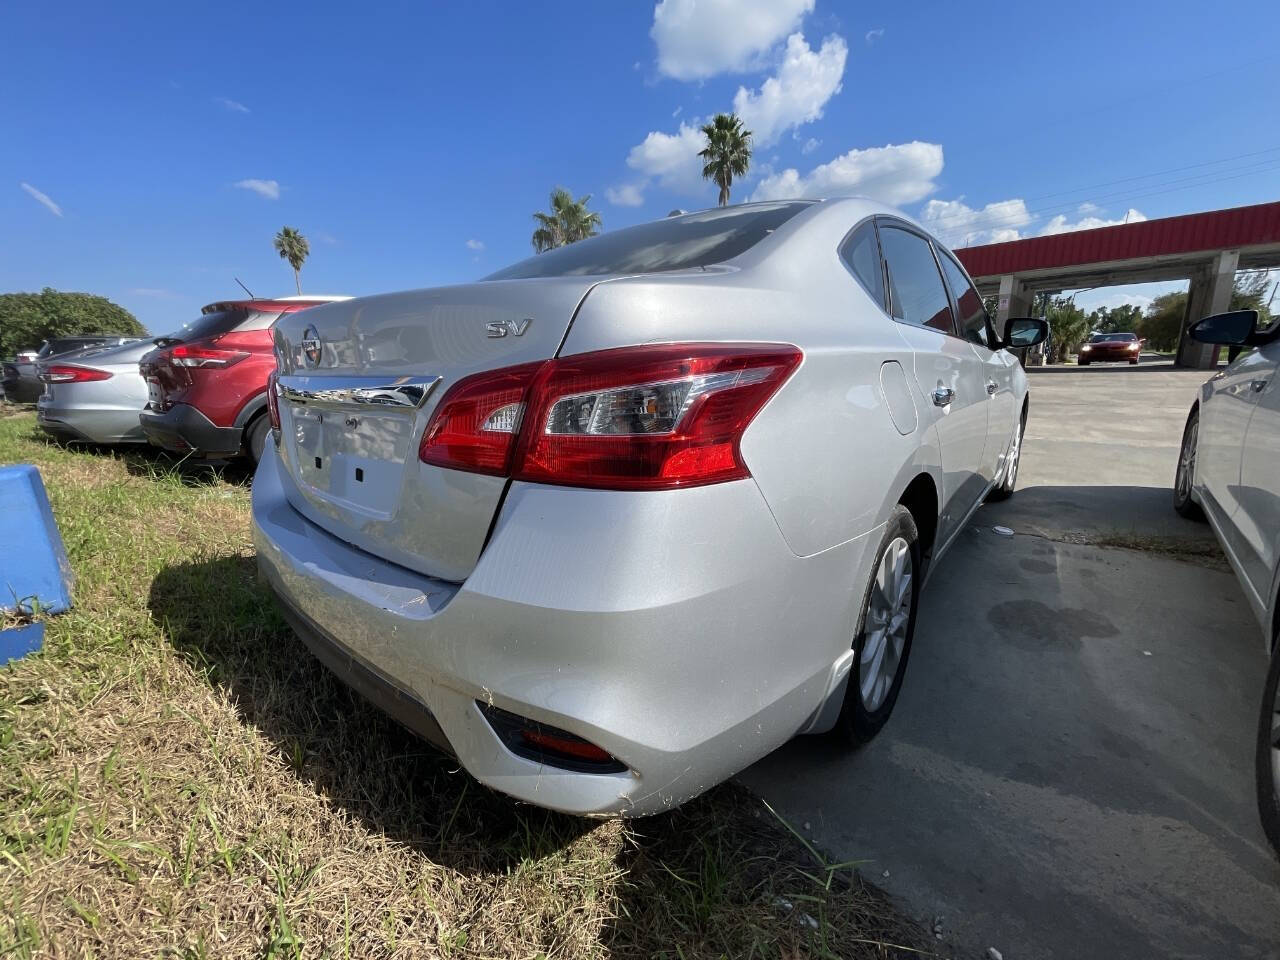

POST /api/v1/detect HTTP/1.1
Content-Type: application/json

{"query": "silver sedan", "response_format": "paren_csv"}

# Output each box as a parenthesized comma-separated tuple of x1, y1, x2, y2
(252, 198, 1047, 816)
(1173, 309, 1280, 856)
(36, 339, 157, 444)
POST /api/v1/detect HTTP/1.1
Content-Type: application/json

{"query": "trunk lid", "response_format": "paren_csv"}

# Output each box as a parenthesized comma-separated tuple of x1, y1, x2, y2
(270, 278, 600, 582)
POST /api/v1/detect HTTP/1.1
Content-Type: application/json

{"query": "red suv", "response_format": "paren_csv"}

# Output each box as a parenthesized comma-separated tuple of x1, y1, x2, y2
(140, 296, 346, 462)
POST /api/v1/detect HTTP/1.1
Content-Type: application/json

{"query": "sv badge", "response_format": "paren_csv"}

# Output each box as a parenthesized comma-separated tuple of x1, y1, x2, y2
(486, 318, 533, 338)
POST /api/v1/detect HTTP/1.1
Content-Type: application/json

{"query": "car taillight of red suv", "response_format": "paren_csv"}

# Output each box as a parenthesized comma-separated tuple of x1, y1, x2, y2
(139, 296, 348, 463)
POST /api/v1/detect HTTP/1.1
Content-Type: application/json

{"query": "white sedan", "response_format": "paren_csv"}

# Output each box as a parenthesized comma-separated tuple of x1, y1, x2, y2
(1174, 308, 1280, 854)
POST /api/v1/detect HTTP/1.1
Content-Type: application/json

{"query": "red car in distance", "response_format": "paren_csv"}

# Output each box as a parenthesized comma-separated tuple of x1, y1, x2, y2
(1078, 331, 1144, 366)
(140, 296, 347, 462)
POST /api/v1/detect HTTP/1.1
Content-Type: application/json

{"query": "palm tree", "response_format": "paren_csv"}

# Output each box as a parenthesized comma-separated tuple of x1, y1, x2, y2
(273, 227, 310, 294)
(698, 113, 753, 207)
(531, 188, 602, 253)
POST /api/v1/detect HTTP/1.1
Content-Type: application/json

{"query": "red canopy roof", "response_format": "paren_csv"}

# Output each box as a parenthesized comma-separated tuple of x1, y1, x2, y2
(953, 201, 1280, 279)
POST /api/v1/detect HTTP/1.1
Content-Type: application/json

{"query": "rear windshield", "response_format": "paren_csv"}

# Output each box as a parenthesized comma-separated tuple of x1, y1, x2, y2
(160, 308, 252, 342)
(1090, 333, 1138, 342)
(38, 337, 112, 358)
(485, 201, 814, 280)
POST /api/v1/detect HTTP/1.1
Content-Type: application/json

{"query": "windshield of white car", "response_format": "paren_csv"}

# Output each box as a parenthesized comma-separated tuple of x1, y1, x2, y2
(484, 201, 814, 280)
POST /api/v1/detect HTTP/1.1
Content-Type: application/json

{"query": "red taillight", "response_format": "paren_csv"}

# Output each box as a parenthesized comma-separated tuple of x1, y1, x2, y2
(267, 369, 281, 433)
(418, 360, 547, 475)
(418, 343, 801, 490)
(39, 365, 112, 384)
(170, 343, 249, 368)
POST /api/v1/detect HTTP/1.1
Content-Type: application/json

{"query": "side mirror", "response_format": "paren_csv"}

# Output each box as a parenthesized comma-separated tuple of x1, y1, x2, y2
(1189, 310, 1258, 346)
(1003, 317, 1049, 349)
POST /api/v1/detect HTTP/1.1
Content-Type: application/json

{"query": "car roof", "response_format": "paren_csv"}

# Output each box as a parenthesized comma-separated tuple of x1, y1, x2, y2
(200, 295, 351, 314)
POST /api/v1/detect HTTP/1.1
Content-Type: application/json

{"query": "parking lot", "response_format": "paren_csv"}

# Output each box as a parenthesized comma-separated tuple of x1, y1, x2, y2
(742, 361, 1280, 959)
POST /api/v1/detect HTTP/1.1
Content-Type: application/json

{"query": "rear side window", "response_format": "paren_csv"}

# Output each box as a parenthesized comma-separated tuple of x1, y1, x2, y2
(938, 250, 993, 347)
(878, 225, 955, 334)
(485, 201, 813, 280)
(839, 221, 885, 309)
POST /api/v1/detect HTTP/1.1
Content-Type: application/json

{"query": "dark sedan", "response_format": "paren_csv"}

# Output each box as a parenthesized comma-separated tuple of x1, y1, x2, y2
(1078, 332, 1144, 366)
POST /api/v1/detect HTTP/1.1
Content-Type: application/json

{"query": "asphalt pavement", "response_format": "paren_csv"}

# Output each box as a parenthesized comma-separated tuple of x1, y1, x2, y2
(740, 360, 1280, 959)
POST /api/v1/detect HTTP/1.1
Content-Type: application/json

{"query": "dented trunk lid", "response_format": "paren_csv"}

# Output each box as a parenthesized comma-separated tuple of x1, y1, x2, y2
(269, 278, 599, 582)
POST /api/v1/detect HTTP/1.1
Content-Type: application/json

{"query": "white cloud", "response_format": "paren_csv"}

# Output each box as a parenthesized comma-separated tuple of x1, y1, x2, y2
(1077, 201, 1100, 214)
(606, 183, 647, 207)
(801, 137, 820, 155)
(1039, 207, 1147, 235)
(865, 28, 885, 45)
(750, 141, 944, 205)
(19, 182, 62, 217)
(626, 120, 707, 196)
(732, 33, 846, 147)
(920, 197, 1032, 246)
(651, 0, 814, 80)
(132, 287, 178, 298)
(215, 97, 250, 114)
(234, 178, 280, 200)
(672, 105, 682, 118)
(465, 238, 485, 251)
(314, 231, 338, 245)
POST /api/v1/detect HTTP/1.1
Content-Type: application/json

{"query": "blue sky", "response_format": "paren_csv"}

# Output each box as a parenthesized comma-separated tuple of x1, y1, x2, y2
(3, 0, 1278, 334)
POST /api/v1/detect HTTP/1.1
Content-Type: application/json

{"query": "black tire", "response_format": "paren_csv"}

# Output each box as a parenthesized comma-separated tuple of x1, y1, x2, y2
(1078, 359, 1089, 367)
(836, 504, 922, 744)
(1173, 407, 1206, 521)
(1129, 357, 1139, 365)
(986, 411, 1026, 503)
(1256, 634, 1280, 859)
(245, 414, 271, 465)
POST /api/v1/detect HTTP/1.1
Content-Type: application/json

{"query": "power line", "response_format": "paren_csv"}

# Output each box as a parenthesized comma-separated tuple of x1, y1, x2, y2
(931, 160, 1280, 246)
(927, 154, 1280, 238)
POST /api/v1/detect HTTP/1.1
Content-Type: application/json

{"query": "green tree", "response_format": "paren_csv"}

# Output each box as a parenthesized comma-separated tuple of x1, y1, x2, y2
(698, 113, 753, 207)
(1090, 303, 1143, 334)
(1232, 271, 1275, 326)
(0, 288, 144, 358)
(1142, 274, 1275, 354)
(1044, 296, 1090, 363)
(273, 227, 310, 294)
(531, 187, 602, 253)
(1138, 292, 1186, 352)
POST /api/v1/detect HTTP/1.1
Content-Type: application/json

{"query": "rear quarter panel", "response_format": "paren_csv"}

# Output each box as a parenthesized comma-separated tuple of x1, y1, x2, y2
(558, 204, 942, 559)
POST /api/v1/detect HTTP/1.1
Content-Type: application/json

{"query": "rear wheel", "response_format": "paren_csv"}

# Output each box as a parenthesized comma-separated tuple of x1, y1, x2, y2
(1078, 359, 1089, 367)
(245, 414, 270, 465)
(1173, 408, 1205, 520)
(836, 505, 921, 744)
(1130, 357, 1139, 365)
(1256, 634, 1280, 859)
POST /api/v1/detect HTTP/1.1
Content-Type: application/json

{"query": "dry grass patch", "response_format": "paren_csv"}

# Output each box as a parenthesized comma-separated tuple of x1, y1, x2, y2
(0, 414, 929, 959)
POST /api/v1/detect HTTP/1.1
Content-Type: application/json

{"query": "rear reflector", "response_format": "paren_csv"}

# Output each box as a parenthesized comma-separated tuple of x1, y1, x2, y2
(419, 343, 801, 490)
(39, 365, 112, 384)
(477, 702, 626, 773)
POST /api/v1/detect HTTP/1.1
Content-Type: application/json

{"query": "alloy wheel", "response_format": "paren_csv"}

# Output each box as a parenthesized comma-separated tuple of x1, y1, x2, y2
(1005, 420, 1022, 489)
(859, 536, 913, 712)
(1270, 676, 1280, 816)
(1176, 420, 1197, 503)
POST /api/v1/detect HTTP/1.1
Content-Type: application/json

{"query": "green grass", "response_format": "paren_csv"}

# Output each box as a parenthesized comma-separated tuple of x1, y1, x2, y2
(0, 411, 929, 959)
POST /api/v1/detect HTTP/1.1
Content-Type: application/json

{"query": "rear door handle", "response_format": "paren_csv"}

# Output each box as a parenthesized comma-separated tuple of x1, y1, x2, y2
(986, 381, 998, 396)
(932, 387, 956, 407)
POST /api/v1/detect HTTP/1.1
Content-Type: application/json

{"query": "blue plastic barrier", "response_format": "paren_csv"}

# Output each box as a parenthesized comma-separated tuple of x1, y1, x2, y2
(0, 463, 73, 662)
